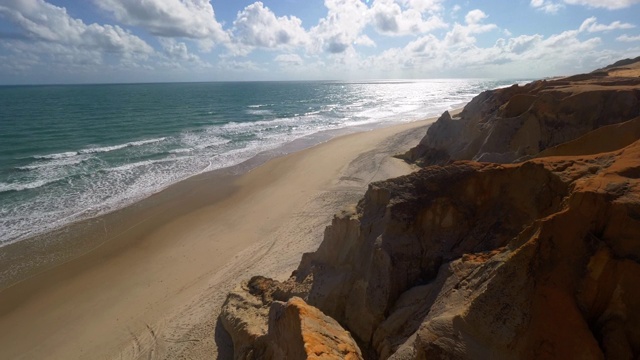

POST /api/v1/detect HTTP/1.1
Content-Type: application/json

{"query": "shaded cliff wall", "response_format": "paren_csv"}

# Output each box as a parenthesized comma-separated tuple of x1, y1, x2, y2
(220, 59, 640, 359)
(222, 139, 640, 359)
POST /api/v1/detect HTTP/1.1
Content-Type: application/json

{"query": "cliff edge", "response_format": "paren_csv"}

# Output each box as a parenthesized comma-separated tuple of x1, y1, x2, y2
(219, 59, 640, 359)
(401, 57, 640, 165)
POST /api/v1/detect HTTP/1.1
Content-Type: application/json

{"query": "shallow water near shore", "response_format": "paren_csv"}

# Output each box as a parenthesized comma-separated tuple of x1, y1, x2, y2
(0, 79, 518, 246)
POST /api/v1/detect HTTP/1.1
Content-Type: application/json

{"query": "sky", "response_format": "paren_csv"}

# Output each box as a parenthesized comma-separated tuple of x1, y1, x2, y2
(0, 0, 639, 84)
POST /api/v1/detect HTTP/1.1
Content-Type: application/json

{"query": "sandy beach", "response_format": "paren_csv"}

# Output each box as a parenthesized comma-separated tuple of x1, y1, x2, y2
(0, 117, 440, 359)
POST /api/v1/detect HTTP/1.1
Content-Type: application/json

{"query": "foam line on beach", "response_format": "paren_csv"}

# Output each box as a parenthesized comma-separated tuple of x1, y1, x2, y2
(31, 137, 167, 160)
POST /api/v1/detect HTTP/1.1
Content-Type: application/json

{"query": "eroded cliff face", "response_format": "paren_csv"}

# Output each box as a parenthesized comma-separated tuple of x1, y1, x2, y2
(402, 59, 640, 166)
(220, 59, 640, 359)
(222, 139, 640, 359)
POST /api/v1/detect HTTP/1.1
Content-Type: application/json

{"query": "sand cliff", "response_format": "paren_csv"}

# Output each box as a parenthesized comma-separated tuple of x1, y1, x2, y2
(220, 58, 640, 359)
(401, 56, 640, 166)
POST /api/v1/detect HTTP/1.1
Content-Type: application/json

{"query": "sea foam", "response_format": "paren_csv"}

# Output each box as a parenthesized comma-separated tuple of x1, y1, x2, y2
(0, 79, 522, 246)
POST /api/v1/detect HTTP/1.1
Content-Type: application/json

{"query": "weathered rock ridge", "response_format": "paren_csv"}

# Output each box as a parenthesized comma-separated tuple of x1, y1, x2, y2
(402, 58, 640, 166)
(221, 281, 363, 360)
(220, 60, 640, 359)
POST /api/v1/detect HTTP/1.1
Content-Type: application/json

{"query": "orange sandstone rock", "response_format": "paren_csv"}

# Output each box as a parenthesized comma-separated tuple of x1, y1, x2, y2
(221, 282, 363, 360)
(269, 297, 363, 360)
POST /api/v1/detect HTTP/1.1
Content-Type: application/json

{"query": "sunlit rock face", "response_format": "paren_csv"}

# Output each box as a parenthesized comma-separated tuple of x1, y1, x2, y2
(402, 57, 640, 166)
(221, 280, 363, 360)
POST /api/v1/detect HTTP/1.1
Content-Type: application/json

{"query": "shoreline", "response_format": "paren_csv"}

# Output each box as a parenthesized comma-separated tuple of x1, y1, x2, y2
(0, 99, 470, 249)
(0, 117, 419, 290)
(0, 112, 451, 359)
(0, 103, 463, 253)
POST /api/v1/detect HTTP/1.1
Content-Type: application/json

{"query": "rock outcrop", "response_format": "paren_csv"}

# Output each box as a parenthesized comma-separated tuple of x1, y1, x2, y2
(220, 59, 640, 359)
(223, 140, 640, 359)
(402, 58, 640, 166)
(221, 277, 363, 359)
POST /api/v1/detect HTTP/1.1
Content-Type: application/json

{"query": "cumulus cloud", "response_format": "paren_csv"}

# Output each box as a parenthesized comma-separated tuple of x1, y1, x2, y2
(362, 16, 610, 79)
(404, 34, 441, 54)
(0, 0, 154, 56)
(563, 0, 640, 9)
(95, 0, 229, 42)
(159, 39, 200, 62)
(0, 0, 224, 79)
(233, 2, 309, 49)
(355, 35, 376, 47)
(3, 0, 636, 82)
(535, 0, 640, 11)
(217, 59, 263, 73)
(309, 0, 370, 54)
(464, 9, 487, 24)
(617, 34, 640, 41)
(442, 9, 496, 47)
(274, 53, 304, 66)
(579, 17, 635, 32)
(369, 0, 447, 36)
(530, 0, 564, 14)
(226, 0, 447, 56)
(503, 34, 544, 54)
(396, 0, 444, 13)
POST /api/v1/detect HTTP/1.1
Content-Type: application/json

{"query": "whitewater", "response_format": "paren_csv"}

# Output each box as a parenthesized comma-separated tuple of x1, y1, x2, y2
(0, 79, 520, 245)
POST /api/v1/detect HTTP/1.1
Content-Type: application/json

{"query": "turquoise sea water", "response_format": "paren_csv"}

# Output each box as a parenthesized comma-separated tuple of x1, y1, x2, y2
(0, 80, 518, 245)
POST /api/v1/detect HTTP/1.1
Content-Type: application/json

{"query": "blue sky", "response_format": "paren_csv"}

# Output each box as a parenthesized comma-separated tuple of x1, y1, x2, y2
(0, 0, 639, 84)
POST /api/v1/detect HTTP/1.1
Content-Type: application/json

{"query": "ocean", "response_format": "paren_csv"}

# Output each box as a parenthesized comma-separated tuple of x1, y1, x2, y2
(0, 79, 518, 246)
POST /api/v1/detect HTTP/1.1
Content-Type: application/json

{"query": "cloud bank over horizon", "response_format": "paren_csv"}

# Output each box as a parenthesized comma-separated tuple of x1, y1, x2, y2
(0, 0, 639, 84)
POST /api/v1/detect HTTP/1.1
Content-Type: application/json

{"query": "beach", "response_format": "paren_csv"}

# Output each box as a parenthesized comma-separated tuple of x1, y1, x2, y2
(0, 115, 439, 359)
(2, 1, 638, 358)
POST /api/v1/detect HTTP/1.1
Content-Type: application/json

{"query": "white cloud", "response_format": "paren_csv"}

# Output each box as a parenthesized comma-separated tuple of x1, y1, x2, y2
(617, 34, 640, 41)
(369, 0, 447, 36)
(159, 38, 202, 63)
(355, 35, 376, 47)
(95, 0, 229, 42)
(542, 30, 591, 49)
(227, 0, 448, 56)
(218, 59, 263, 73)
(442, 9, 496, 47)
(396, 0, 444, 13)
(274, 53, 304, 66)
(404, 34, 442, 54)
(309, 0, 370, 54)
(362, 8, 512, 74)
(464, 9, 487, 24)
(563, 0, 640, 9)
(0, 0, 154, 57)
(361, 18, 610, 78)
(530, 0, 564, 14)
(233, 2, 309, 49)
(579, 17, 635, 32)
(2, 0, 637, 82)
(503, 34, 544, 54)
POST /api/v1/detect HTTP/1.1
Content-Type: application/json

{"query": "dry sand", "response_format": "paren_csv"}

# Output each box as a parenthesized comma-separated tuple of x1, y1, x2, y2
(0, 117, 438, 359)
